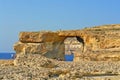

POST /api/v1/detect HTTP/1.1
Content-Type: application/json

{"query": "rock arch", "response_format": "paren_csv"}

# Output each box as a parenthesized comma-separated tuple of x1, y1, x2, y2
(14, 31, 86, 61)
(14, 25, 120, 62)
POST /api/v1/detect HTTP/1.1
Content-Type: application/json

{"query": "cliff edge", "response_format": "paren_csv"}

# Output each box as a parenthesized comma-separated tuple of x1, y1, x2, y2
(14, 24, 120, 61)
(0, 24, 120, 80)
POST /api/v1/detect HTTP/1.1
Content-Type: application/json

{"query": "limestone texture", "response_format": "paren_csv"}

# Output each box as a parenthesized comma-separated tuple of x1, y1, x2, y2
(19, 31, 65, 43)
(14, 24, 120, 61)
(0, 24, 119, 79)
(1, 57, 120, 80)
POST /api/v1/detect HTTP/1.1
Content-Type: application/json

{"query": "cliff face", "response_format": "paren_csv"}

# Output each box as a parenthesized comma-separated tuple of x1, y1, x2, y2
(1, 24, 120, 80)
(14, 32, 65, 60)
(14, 24, 120, 61)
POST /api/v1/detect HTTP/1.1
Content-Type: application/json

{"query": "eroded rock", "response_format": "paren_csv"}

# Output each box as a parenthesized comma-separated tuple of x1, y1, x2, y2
(19, 31, 65, 43)
(14, 24, 120, 62)
(14, 54, 56, 68)
(1, 24, 120, 80)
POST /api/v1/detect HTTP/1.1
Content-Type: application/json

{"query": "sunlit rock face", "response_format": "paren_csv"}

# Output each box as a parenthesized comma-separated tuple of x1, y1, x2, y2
(14, 32, 65, 60)
(14, 24, 120, 62)
(19, 32, 65, 43)
(14, 54, 56, 68)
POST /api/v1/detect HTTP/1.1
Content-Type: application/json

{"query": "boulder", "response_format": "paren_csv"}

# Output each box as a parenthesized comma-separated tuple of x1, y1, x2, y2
(14, 54, 56, 68)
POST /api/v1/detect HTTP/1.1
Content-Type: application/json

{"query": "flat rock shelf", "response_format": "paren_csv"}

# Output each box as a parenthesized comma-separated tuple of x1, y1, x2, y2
(1, 58, 120, 80)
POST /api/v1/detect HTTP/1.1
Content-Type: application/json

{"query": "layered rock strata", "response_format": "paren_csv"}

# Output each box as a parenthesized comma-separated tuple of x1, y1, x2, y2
(0, 24, 120, 80)
(14, 24, 120, 61)
(14, 32, 65, 60)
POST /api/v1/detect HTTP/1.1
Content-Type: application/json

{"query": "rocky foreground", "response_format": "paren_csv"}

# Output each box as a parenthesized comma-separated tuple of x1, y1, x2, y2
(0, 54, 120, 80)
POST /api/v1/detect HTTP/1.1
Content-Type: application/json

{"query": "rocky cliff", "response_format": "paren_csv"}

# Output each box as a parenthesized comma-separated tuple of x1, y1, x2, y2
(0, 24, 120, 80)
(14, 24, 120, 61)
(14, 31, 65, 60)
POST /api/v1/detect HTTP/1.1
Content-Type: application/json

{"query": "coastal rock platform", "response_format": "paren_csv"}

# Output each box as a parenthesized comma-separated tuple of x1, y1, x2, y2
(1, 56, 120, 80)
(14, 24, 120, 61)
(1, 24, 120, 80)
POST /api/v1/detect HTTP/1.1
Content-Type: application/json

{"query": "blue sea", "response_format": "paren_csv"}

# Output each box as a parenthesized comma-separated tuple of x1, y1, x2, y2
(0, 53, 15, 59)
(65, 54, 74, 61)
(0, 53, 74, 61)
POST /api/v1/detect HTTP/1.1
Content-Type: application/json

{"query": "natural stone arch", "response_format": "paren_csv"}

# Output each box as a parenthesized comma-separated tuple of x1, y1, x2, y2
(13, 24, 120, 63)
(14, 31, 87, 61)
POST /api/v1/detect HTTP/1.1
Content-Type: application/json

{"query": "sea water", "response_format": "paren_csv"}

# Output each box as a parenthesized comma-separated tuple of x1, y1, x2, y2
(65, 54, 74, 61)
(0, 53, 74, 61)
(0, 53, 15, 59)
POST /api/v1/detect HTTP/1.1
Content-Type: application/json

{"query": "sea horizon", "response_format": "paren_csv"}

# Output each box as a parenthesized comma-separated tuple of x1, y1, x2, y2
(0, 52, 15, 59)
(0, 52, 74, 61)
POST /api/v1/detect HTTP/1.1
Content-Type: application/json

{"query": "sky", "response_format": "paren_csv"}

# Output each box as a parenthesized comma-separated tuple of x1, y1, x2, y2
(0, 0, 120, 52)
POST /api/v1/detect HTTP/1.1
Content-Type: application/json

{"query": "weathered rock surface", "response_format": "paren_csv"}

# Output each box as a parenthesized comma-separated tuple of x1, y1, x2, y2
(1, 58, 120, 80)
(1, 24, 120, 80)
(19, 31, 65, 43)
(14, 41, 65, 60)
(14, 54, 56, 68)
(14, 24, 120, 61)
(0, 60, 14, 66)
(74, 50, 120, 61)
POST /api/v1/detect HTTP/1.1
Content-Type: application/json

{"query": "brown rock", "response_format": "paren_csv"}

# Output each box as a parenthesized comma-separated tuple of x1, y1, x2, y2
(19, 31, 65, 43)
(14, 24, 120, 62)
(14, 42, 65, 60)
(14, 42, 47, 54)
(0, 60, 14, 66)
(14, 54, 56, 68)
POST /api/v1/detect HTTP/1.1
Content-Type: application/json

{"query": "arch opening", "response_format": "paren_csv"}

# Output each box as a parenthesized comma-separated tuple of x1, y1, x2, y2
(64, 36, 84, 61)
